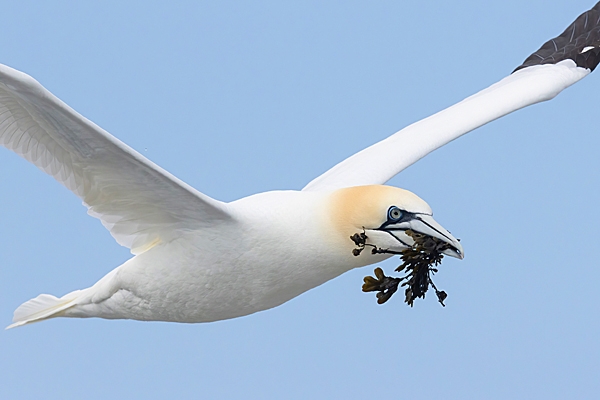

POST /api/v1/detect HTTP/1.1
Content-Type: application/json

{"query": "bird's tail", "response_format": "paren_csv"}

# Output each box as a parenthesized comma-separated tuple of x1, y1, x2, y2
(6, 291, 82, 329)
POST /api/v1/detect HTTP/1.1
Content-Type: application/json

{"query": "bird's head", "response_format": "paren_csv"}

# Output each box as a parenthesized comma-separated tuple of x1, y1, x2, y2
(327, 185, 463, 261)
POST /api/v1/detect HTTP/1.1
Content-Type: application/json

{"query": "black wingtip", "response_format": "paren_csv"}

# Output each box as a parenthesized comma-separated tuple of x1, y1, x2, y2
(514, 2, 600, 73)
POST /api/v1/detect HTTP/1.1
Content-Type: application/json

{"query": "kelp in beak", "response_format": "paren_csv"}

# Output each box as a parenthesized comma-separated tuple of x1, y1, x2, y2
(361, 230, 454, 307)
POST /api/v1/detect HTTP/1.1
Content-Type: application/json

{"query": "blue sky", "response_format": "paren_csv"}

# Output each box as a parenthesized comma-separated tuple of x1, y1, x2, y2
(1, 1, 599, 398)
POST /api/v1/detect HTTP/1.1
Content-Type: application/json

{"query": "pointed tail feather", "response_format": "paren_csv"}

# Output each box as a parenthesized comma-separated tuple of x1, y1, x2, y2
(6, 291, 81, 329)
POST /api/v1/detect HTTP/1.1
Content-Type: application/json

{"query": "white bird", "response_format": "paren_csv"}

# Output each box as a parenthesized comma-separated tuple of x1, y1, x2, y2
(3, 3, 600, 329)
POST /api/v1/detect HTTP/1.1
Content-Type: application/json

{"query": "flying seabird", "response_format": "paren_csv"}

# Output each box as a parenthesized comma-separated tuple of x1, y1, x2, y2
(3, 3, 600, 328)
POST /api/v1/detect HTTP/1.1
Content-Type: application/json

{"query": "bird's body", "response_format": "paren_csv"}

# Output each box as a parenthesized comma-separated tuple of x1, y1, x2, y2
(65, 189, 356, 323)
(3, 2, 600, 328)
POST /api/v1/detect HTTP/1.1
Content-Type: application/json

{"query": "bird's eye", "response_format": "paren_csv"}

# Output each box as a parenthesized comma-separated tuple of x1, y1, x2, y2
(387, 206, 403, 222)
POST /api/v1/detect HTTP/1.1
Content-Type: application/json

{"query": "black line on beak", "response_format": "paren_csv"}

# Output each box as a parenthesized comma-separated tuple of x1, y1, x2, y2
(414, 216, 455, 243)
(384, 230, 412, 248)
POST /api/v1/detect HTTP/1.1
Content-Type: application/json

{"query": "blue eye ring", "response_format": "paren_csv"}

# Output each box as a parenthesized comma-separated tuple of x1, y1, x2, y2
(387, 206, 403, 222)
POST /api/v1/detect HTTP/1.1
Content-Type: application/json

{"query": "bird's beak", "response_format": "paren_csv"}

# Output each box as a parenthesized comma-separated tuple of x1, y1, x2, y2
(373, 214, 464, 259)
(408, 214, 464, 259)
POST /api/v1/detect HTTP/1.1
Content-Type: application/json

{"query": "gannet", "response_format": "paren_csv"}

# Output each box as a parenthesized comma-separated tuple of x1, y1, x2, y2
(3, 3, 600, 329)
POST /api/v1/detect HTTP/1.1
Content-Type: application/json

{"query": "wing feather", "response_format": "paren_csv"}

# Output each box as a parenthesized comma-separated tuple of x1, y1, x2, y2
(0, 64, 232, 254)
(304, 3, 600, 192)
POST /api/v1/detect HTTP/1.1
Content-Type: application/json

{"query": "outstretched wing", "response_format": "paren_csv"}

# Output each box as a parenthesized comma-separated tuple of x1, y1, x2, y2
(0, 64, 232, 255)
(303, 2, 600, 192)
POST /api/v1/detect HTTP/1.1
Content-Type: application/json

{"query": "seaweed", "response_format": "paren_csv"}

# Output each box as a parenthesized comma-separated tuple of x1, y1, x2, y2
(357, 230, 451, 307)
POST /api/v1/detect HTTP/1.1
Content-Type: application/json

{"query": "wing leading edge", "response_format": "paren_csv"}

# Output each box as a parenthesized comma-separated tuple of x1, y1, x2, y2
(303, 2, 600, 192)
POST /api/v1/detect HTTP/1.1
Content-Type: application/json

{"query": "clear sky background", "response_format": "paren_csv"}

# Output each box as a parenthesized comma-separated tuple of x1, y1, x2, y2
(1, 1, 599, 399)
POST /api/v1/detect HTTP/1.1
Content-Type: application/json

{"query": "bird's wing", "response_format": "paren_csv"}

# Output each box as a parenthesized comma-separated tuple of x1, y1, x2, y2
(303, 3, 600, 192)
(0, 64, 232, 255)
